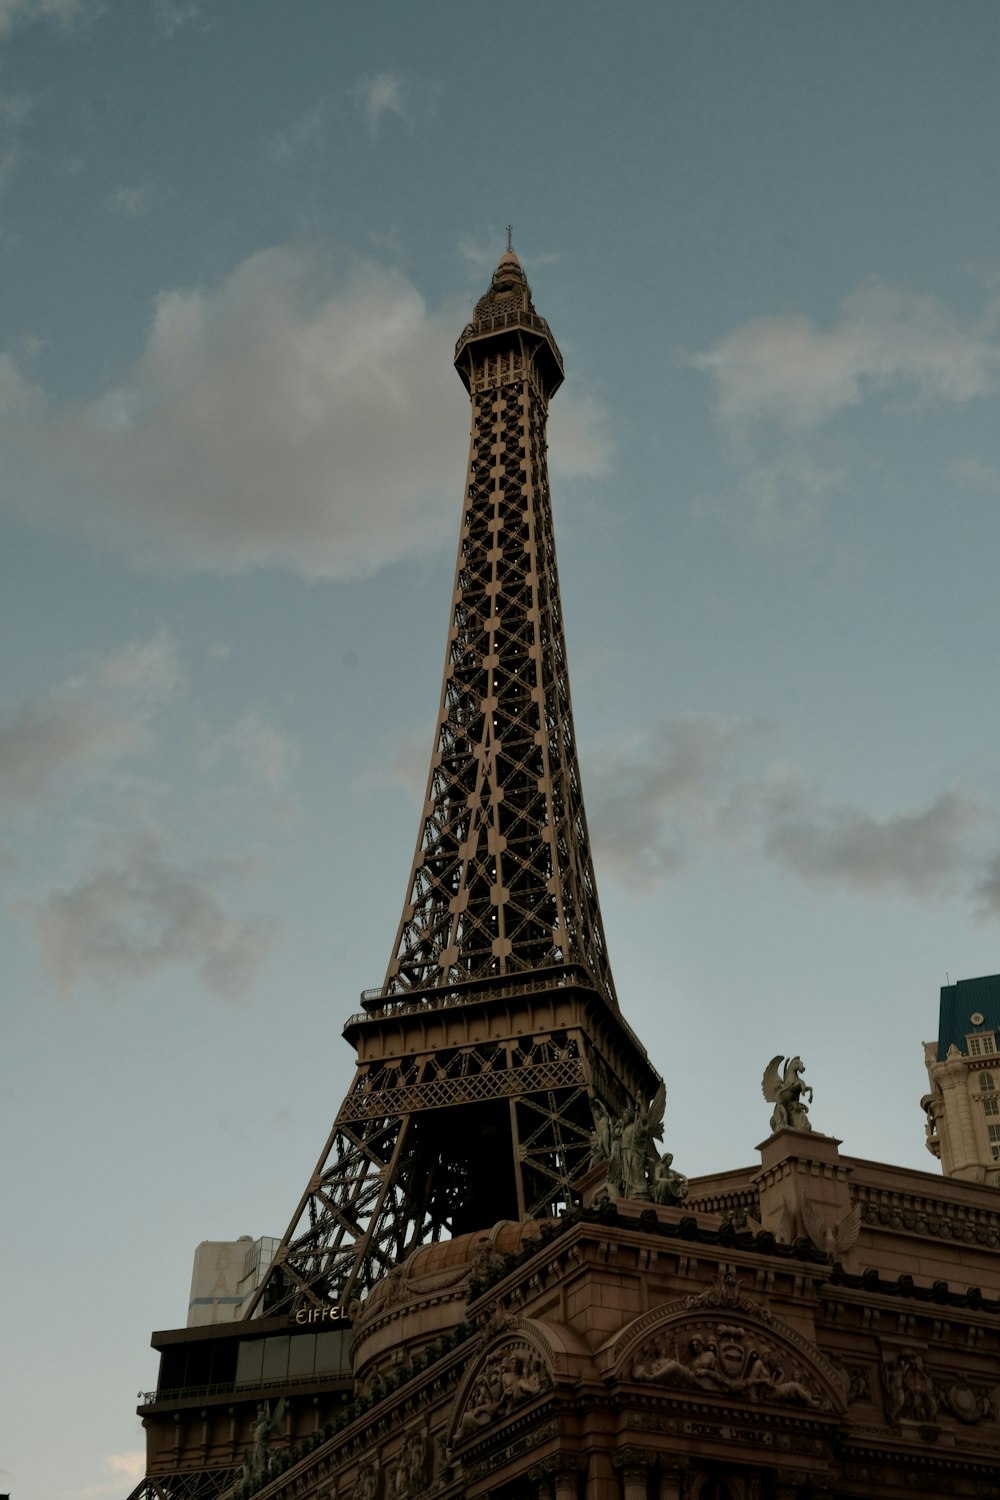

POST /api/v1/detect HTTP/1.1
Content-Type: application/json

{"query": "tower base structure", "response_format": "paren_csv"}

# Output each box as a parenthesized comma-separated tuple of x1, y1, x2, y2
(132, 1131, 1000, 1500)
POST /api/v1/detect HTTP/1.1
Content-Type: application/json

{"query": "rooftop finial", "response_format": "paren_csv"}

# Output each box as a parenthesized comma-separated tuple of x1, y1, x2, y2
(506, 224, 513, 254)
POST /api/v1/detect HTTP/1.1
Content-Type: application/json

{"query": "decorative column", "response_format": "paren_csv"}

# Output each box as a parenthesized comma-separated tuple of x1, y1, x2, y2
(655, 1458, 685, 1500)
(613, 1447, 654, 1500)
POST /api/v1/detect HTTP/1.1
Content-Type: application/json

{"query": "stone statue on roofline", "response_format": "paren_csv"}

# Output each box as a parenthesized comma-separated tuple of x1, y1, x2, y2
(590, 1082, 688, 1205)
(762, 1054, 813, 1133)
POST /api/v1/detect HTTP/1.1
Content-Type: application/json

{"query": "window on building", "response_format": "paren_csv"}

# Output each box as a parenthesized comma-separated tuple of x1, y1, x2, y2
(983, 1074, 996, 1090)
(968, 1033, 997, 1056)
(987, 1122, 1000, 1160)
(984, 1096, 999, 1117)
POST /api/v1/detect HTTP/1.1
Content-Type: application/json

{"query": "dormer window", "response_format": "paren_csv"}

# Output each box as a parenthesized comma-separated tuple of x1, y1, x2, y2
(968, 1032, 997, 1056)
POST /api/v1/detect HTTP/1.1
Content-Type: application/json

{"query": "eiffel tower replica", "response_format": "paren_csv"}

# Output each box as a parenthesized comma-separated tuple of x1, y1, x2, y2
(246, 240, 658, 1320)
(131, 242, 659, 1498)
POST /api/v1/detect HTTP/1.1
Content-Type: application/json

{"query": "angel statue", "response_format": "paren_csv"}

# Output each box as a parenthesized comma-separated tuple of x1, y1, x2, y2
(762, 1055, 813, 1133)
(592, 1083, 678, 1200)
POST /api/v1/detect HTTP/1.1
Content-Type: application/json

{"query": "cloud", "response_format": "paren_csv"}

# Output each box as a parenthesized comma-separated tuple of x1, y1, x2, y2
(949, 455, 1000, 494)
(693, 281, 1000, 437)
(0, 0, 80, 37)
(586, 715, 761, 889)
(0, 628, 179, 803)
(151, 0, 203, 36)
(357, 71, 406, 132)
(755, 781, 974, 897)
(359, 727, 428, 804)
(21, 831, 272, 1000)
(77, 1449, 146, 1500)
(201, 711, 299, 795)
(267, 103, 325, 164)
(0, 90, 37, 194)
(0, 245, 612, 579)
(691, 279, 1000, 542)
(584, 715, 989, 910)
(548, 390, 614, 478)
(106, 182, 156, 217)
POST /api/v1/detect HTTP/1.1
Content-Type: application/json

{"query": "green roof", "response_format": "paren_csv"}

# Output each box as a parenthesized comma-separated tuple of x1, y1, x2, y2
(938, 973, 1000, 1056)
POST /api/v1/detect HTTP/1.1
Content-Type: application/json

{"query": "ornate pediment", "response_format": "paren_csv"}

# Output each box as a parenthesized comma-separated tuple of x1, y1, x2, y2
(610, 1274, 847, 1417)
(449, 1334, 553, 1445)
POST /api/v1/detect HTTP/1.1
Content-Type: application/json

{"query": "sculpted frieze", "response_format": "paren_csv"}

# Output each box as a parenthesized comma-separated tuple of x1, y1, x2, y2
(859, 1197, 1000, 1247)
(614, 1274, 846, 1418)
(453, 1339, 552, 1441)
(632, 1321, 825, 1410)
(881, 1353, 995, 1428)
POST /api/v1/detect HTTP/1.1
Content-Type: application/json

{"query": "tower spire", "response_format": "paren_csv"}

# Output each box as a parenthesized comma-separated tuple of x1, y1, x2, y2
(384, 247, 617, 1007)
(244, 252, 656, 1320)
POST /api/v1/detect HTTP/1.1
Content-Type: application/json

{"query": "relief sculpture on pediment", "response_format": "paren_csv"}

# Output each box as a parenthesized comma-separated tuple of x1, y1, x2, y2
(454, 1340, 552, 1439)
(632, 1321, 823, 1409)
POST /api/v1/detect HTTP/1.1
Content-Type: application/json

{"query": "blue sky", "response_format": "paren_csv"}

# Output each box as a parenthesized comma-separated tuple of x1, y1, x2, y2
(2, 2, 1000, 1495)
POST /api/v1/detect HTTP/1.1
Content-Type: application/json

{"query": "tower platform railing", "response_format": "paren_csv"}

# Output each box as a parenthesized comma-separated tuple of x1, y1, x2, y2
(348, 964, 649, 1059)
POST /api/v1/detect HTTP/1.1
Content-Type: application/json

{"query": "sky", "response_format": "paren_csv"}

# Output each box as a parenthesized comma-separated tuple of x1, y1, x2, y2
(2, 1, 1000, 1495)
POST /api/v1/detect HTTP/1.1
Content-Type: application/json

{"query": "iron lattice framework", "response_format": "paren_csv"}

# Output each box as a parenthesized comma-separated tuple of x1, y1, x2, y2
(386, 250, 616, 1005)
(245, 251, 657, 1322)
(124, 1472, 239, 1500)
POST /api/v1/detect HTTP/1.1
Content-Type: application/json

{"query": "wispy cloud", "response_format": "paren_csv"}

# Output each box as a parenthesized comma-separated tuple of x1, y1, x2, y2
(0, 628, 179, 803)
(0, 89, 37, 194)
(753, 781, 973, 898)
(586, 715, 766, 888)
(267, 103, 325, 164)
(152, 0, 203, 37)
(585, 714, 992, 914)
(357, 71, 406, 133)
(106, 182, 157, 217)
(0, 0, 81, 39)
(949, 455, 1000, 494)
(21, 831, 272, 1000)
(201, 711, 299, 808)
(0, 246, 611, 579)
(76, 1449, 146, 1500)
(694, 281, 1000, 437)
(692, 279, 1000, 540)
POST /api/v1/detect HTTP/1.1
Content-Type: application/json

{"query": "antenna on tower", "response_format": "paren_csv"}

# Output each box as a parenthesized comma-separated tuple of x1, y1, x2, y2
(506, 224, 513, 253)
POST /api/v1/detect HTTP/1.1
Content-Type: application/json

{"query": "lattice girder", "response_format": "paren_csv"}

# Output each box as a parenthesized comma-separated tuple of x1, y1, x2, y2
(383, 253, 617, 1007)
(246, 965, 658, 1319)
(244, 254, 659, 1325)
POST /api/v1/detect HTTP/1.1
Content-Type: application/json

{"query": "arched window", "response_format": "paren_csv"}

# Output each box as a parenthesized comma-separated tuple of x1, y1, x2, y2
(982, 1074, 996, 1090)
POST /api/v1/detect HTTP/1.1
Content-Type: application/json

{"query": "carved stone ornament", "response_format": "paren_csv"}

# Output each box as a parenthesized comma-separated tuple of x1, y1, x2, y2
(685, 1271, 767, 1318)
(632, 1320, 825, 1410)
(938, 1379, 994, 1424)
(452, 1338, 552, 1441)
(827, 1355, 869, 1405)
(881, 1353, 939, 1425)
(387, 1424, 431, 1500)
(351, 1459, 381, 1500)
